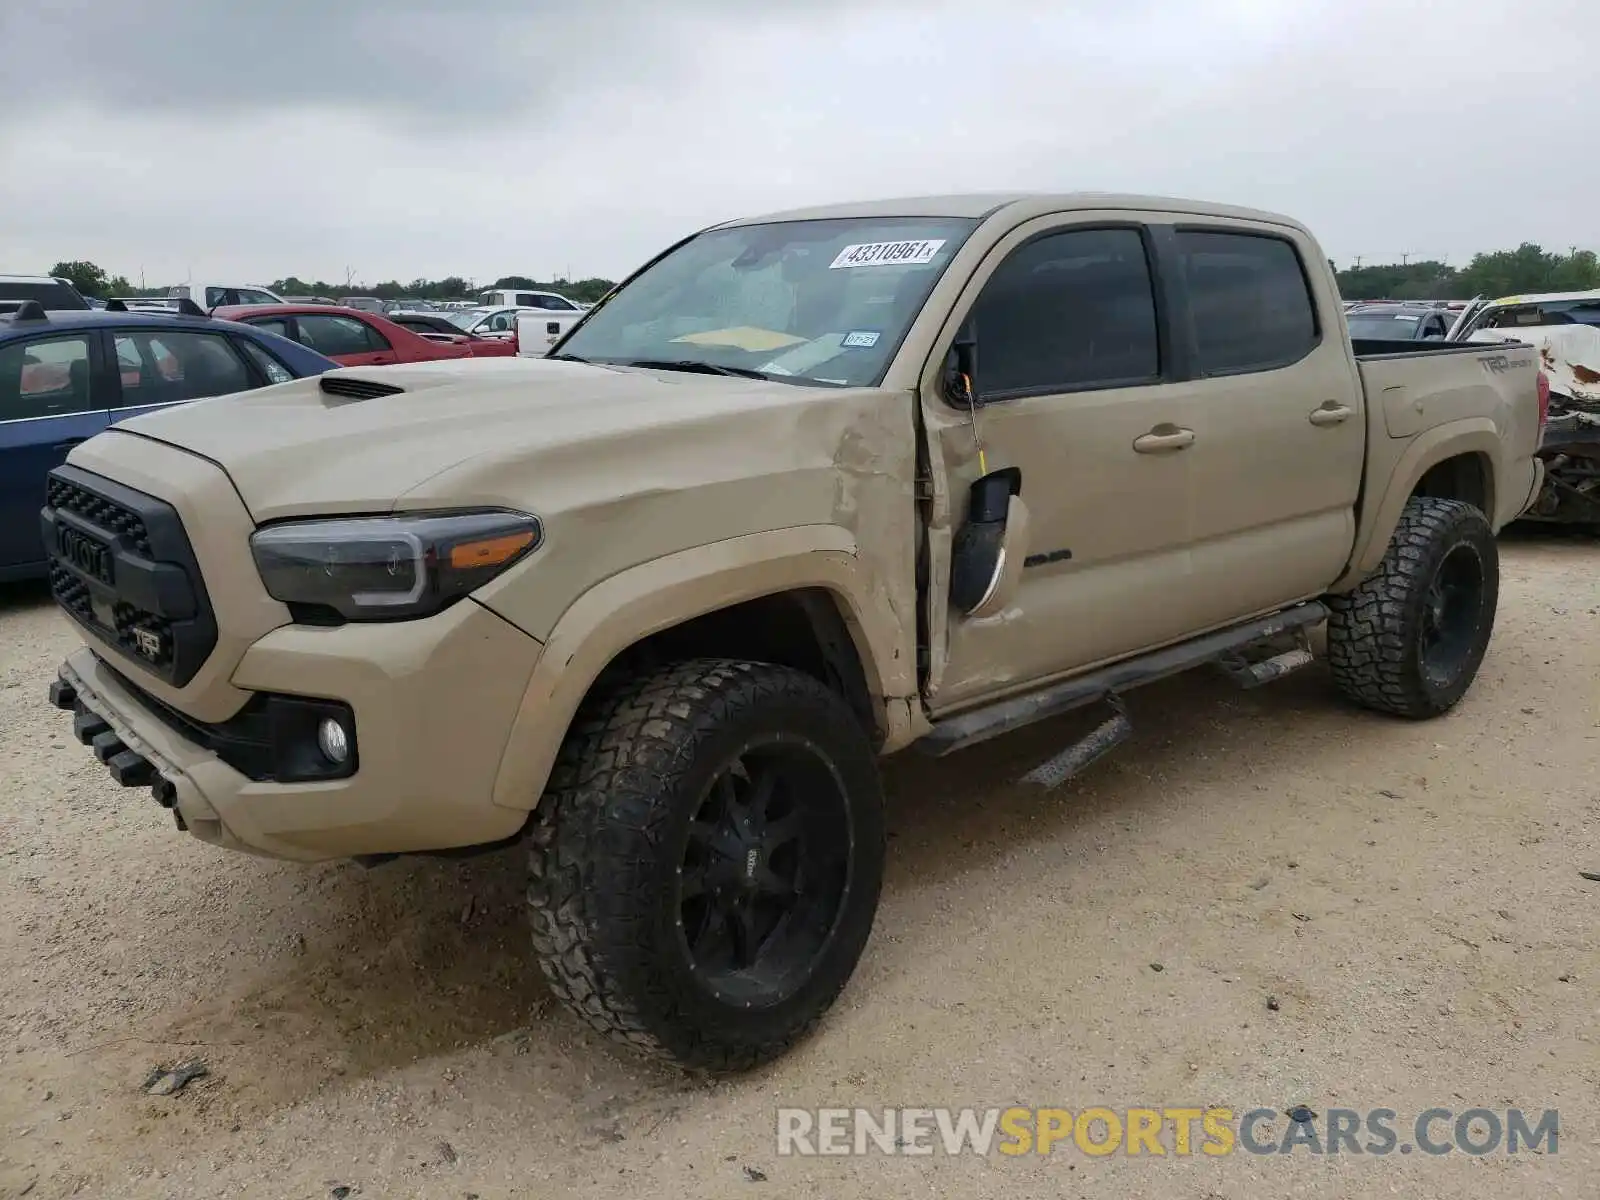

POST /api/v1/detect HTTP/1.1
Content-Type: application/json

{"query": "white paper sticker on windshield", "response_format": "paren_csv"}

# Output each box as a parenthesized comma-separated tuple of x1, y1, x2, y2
(829, 239, 947, 269)
(841, 330, 880, 348)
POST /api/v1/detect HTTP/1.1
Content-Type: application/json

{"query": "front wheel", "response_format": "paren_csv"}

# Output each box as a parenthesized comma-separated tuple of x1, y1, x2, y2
(1325, 496, 1499, 718)
(526, 658, 885, 1071)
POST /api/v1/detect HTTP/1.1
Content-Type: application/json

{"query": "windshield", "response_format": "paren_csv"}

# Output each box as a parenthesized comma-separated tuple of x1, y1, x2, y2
(1347, 312, 1423, 339)
(1480, 299, 1600, 330)
(447, 308, 491, 330)
(556, 216, 980, 387)
(0, 281, 88, 310)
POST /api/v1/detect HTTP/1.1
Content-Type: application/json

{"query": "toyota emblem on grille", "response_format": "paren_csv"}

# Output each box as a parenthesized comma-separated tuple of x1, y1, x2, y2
(132, 628, 163, 659)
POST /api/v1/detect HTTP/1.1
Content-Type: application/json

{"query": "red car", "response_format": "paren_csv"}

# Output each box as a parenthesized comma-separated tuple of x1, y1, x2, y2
(210, 304, 517, 367)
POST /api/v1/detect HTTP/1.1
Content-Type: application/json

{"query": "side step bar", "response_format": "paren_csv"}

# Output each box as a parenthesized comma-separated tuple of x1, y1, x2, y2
(917, 601, 1328, 757)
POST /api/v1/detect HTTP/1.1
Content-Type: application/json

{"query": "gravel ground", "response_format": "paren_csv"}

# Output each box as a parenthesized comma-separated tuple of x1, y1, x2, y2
(1, 534, 1597, 1199)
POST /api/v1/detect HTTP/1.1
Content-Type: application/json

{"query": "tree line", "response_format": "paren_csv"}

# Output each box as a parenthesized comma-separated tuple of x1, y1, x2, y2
(46, 241, 1600, 309)
(1333, 244, 1600, 301)
(44, 262, 617, 305)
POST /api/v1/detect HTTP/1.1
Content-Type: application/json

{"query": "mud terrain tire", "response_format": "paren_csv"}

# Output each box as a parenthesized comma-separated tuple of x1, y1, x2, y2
(1326, 496, 1498, 718)
(526, 658, 885, 1071)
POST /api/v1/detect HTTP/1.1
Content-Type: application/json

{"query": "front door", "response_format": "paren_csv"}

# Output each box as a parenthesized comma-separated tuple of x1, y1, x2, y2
(0, 331, 111, 576)
(287, 313, 395, 366)
(918, 216, 1195, 714)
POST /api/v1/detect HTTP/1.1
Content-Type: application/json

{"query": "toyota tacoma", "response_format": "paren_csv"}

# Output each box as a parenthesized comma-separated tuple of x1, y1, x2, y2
(42, 193, 1546, 1071)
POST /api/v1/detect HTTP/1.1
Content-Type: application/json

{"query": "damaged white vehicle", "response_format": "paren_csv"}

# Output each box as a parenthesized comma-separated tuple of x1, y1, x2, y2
(1450, 289, 1600, 527)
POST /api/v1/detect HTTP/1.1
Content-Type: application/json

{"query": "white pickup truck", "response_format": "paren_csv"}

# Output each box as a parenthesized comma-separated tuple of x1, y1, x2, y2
(1449, 289, 1600, 526)
(512, 305, 591, 356)
(165, 283, 284, 309)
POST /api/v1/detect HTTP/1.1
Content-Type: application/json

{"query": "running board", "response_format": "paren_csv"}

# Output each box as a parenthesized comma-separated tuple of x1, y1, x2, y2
(1020, 694, 1133, 789)
(917, 602, 1328, 757)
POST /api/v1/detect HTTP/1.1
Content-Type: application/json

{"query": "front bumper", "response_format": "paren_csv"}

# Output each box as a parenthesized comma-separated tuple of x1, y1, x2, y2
(49, 598, 545, 862)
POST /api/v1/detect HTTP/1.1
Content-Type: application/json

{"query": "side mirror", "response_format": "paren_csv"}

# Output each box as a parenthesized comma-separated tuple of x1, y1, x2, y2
(950, 467, 1024, 615)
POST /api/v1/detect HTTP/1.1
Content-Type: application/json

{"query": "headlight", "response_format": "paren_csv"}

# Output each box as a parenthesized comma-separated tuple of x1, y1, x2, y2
(250, 510, 541, 621)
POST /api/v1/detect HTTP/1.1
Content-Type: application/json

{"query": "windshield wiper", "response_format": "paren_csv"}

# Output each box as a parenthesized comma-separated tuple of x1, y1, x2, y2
(548, 352, 590, 363)
(624, 358, 772, 380)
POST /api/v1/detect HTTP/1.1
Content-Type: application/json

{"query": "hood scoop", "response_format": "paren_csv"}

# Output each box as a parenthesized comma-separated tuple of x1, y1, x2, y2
(320, 375, 405, 401)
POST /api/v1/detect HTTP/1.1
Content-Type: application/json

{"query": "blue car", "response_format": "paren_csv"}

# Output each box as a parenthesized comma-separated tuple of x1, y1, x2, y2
(0, 301, 337, 581)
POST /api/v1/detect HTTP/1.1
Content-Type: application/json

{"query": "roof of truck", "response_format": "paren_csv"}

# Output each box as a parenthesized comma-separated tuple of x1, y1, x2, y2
(722, 192, 1305, 230)
(1486, 288, 1600, 307)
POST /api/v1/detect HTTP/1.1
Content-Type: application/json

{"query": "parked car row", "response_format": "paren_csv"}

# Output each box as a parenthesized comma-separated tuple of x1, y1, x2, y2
(215, 303, 519, 365)
(0, 289, 541, 578)
(0, 302, 335, 580)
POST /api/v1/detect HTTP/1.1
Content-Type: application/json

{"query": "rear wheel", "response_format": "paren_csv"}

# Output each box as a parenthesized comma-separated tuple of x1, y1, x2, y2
(1326, 496, 1498, 718)
(526, 658, 884, 1071)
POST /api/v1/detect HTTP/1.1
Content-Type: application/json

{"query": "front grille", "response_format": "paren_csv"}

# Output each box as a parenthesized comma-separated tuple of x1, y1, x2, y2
(43, 466, 217, 687)
(46, 476, 152, 556)
(321, 376, 404, 400)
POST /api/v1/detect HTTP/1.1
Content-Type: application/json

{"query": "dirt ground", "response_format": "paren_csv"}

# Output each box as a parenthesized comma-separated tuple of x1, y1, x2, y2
(1, 534, 1596, 1199)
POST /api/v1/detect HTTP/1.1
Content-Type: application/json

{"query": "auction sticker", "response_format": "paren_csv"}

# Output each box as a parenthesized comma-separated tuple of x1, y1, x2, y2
(829, 239, 946, 269)
(841, 330, 881, 348)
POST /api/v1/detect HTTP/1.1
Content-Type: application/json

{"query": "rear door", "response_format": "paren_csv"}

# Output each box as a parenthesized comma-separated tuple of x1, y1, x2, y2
(109, 328, 260, 422)
(1166, 225, 1365, 628)
(0, 331, 111, 575)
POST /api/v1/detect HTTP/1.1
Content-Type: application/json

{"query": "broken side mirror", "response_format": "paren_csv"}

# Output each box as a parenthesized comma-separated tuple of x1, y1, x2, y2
(950, 466, 1025, 616)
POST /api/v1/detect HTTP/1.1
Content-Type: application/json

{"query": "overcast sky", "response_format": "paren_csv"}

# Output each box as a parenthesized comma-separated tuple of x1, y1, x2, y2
(2, 0, 1595, 288)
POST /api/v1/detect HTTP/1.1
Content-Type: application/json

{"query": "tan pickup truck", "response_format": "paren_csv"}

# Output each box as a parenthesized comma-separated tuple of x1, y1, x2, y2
(41, 193, 1545, 1071)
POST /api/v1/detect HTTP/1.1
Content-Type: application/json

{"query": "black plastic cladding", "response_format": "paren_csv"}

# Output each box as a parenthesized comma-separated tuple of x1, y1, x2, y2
(42, 465, 218, 687)
(101, 665, 358, 783)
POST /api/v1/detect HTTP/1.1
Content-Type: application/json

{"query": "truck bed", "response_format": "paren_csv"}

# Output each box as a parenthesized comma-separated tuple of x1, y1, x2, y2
(1349, 335, 1542, 532)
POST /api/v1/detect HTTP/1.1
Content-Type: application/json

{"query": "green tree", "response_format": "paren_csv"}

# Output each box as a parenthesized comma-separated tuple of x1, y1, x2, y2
(48, 260, 110, 297)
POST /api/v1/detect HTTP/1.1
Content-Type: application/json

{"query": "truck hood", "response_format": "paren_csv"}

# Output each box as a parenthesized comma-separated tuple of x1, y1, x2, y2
(110, 357, 860, 520)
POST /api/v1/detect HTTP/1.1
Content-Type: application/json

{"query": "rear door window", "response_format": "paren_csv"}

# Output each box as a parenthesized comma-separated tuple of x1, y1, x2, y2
(0, 336, 97, 419)
(1175, 231, 1318, 374)
(113, 330, 254, 408)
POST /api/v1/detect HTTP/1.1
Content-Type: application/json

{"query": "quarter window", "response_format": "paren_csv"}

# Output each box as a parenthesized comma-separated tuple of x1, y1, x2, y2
(1176, 231, 1317, 374)
(238, 338, 295, 384)
(970, 227, 1160, 397)
(113, 331, 254, 408)
(247, 316, 294, 340)
(0, 336, 96, 420)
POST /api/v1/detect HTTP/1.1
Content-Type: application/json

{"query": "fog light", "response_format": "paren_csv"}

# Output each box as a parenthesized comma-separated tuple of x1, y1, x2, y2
(317, 717, 350, 765)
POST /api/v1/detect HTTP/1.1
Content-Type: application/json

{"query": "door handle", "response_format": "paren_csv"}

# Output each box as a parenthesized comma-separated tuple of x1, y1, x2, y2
(1309, 403, 1353, 426)
(53, 437, 89, 451)
(371, 354, 395, 364)
(1132, 425, 1195, 453)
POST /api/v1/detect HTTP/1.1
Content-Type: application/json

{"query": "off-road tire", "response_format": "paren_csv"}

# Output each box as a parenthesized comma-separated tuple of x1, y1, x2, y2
(526, 658, 885, 1072)
(1326, 496, 1498, 718)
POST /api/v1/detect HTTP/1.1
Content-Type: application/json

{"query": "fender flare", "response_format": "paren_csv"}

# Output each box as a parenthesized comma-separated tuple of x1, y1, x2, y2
(489, 525, 911, 811)
(1334, 419, 1501, 589)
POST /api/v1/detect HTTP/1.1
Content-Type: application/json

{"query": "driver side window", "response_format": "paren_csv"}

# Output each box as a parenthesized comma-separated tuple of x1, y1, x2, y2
(969, 227, 1161, 400)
